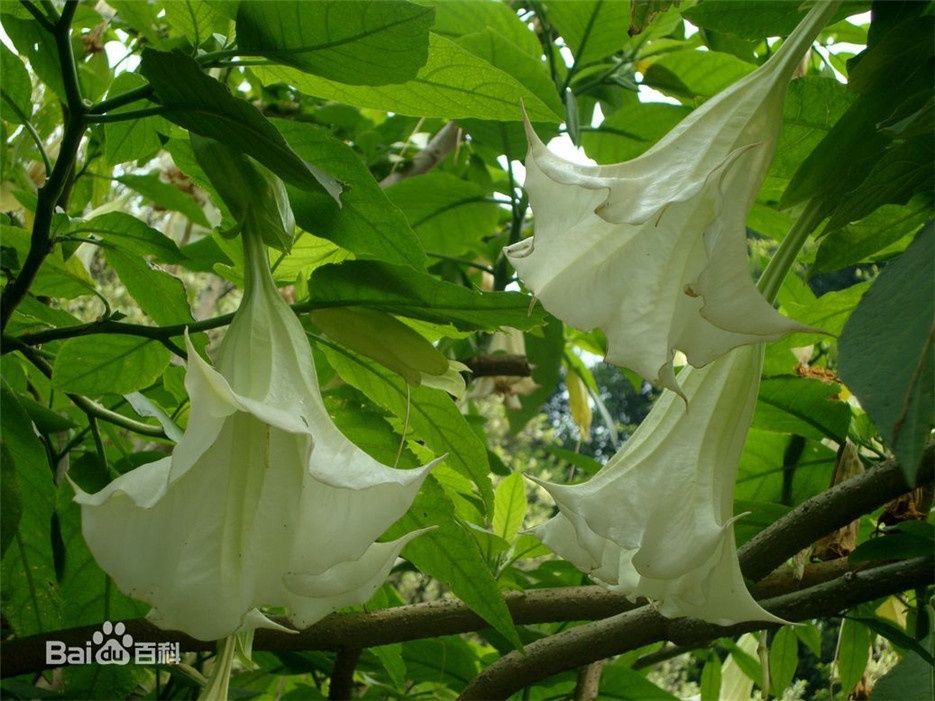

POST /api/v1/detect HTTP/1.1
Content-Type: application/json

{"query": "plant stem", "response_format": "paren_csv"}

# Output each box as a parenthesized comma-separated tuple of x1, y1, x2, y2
(756, 199, 825, 304)
(1, 0, 86, 332)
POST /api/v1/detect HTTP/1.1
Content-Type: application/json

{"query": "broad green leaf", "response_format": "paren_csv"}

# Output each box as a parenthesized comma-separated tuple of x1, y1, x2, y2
(429, 0, 542, 57)
(754, 376, 851, 442)
(109, 1, 173, 50)
(103, 74, 169, 166)
(0, 442, 23, 559)
(104, 249, 194, 327)
(385, 172, 499, 257)
(370, 644, 406, 688)
(737, 429, 836, 506)
(582, 99, 691, 164)
(0, 42, 32, 124)
(139, 48, 342, 197)
(643, 50, 755, 103)
(815, 200, 929, 272)
(402, 636, 480, 688)
(837, 619, 872, 695)
(69, 212, 185, 263)
(455, 28, 563, 117)
(0, 383, 61, 636)
(273, 233, 351, 283)
(546, 0, 632, 69)
(255, 34, 561, 122)
(826, 137, 934, 232)
(1, 226, 98, 300)
(163, 0, 229, 47)
(871, 633, 935, 701)
(769, 627, 799, 698)
(492, 472, 526, 542)
(321, 344, 494, 511)
(682, 1, 848, 39)
(307, 260, 547, 332)
(237, 0, 433, 85)
(839, 226, 934, 484)
(849, 522, 935, 564)
(52, 336, 171, 396)
(598, 665, 679, 699)
(1, 15, 66, 101)
(849, 614, 935, 666)
(275, 120, 426, 268)
(389, 477, 521, 649)
(117, 173, 211, 228)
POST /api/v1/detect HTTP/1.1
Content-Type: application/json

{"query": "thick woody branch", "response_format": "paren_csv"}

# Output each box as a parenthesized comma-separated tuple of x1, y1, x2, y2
(457, 557, 933, 699)
(1, 449, 931, 680)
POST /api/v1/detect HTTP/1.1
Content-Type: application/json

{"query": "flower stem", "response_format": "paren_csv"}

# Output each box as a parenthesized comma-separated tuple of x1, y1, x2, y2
(198, 636, 237, 701)
(756, 199, 825, 305)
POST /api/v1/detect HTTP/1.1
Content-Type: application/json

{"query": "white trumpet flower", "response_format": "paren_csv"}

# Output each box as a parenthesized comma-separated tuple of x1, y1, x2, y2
(506, 2, 836, 395)
(532, 345, 782, 624)
(74, 228, 438, 641)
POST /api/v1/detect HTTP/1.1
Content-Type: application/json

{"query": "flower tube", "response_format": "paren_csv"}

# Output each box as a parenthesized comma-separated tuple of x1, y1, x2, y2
(531, 344, 781, 624)
(74, 227, 439, 641)
(506, 2, 837, 395)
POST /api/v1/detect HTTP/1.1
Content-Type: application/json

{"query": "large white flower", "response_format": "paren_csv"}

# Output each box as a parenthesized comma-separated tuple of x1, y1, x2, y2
(506, 2, 837, 395)
(74, 228, 438, 641)
(532, 344, 781, 624)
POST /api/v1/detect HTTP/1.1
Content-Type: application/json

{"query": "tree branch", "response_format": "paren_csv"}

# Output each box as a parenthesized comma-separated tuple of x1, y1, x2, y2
(2, 450, 931, 680)
(379, 121, 462, 188)
(457, 557, 933, 700)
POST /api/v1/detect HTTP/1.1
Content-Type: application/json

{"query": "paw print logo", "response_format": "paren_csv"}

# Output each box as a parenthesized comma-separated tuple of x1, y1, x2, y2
(93, 621, 133, 665)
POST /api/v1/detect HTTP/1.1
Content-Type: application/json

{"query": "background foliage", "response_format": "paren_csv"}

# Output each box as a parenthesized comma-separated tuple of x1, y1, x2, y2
(0, 0, 932, 699)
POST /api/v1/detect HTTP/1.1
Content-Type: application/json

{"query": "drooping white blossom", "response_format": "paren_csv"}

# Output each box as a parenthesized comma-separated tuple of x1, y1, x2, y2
(75, 228, 439, 641)
(531, 345, 783, 625)
(506, 2, 836, 394)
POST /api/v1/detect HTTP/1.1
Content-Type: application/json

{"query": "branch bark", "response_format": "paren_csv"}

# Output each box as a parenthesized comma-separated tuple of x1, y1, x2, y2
(1, 449, 931, 681)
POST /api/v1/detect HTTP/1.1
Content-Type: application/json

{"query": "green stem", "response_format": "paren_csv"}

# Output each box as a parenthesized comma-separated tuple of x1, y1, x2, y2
(85, 107, 167, 123)
(756, 199, 825, 304)
(1, 94, 53, 176)
(88, 84, 155, 115)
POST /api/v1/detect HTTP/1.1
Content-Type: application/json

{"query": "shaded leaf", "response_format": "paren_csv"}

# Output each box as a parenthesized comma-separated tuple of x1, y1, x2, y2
(754, 376, 851, 442)
(839, 226, 934, 484)
(492, 472, 526, 543)
(307, 260, 546, 331)
(237, 0, 432, 85)
(52, 336, 171, 396)
(255, 34, 561, 122)
(0, 41, 32, 124)
(546, 0, 632, 69)
(139, 48, 342, 197)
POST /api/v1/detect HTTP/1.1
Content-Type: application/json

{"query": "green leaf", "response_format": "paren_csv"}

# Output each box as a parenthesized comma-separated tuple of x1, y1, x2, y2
(69, 212, 185, 263)
(826, 137, 934, 232)
(307, 260, 546, 332)
(839, 226, 934, 484)
(508, 318, 565, 433)
(0, 383, 61, 636)
(837, 618, 872, 695)
(598, 665, 679, 699)
(769, 627, 799, 698)
(138, 48, 342, 197)
(0, 442, 23, 559)
(871, 632, 935, 701)
(321, 344, 494, 511)
(389, 477, 521, 649)
(429, 0, 542, 58)
(1, 15, 66, 101)
(700, 656, 722, 701)
(103, 72, 168, 166)
(163, 0, 229, 47)
(815, 200, 929, 272)
(237, 0, 433, 85)
(0, 41, 32, 124)
(116, 173, 211, 228)
(848, 615, 935, 667)
(104, 249, 194, 327)
(849, 525, 935, 564)
(643, 50, 755, 102)
(52, 336, 171, 396)
(275, 120, 426, 268)
(545, 0, 632, 70)
(255, 34, 561, 122)
(109, 1, 173, 50)
(754, 376, 851, 442)
(1, 226, 98, 300)
(402, 636, 480, 688)
(582, 99, 691, 164)
(682, 1, 841, 40)
(492, 472, 526, 543)
(385, 172, 499, 257)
